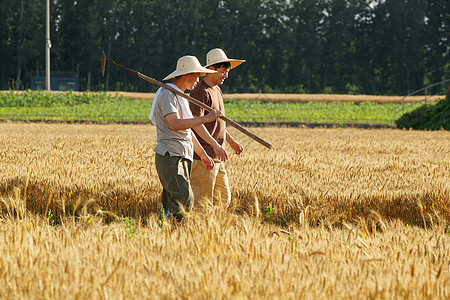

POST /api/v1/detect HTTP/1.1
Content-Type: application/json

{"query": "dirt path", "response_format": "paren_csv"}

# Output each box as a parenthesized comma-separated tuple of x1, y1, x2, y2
(2, 90, 442, 103)
(112, 92, 442, 103)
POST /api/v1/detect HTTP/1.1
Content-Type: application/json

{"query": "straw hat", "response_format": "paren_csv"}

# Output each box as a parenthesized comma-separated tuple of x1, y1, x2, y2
(204, 48, 245, 69)
(163, 55, 217, 81)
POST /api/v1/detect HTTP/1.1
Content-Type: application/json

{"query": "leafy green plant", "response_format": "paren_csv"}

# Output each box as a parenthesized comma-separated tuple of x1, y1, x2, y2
(120, 217, 137, 238)
(261, 203, 290, 227)
(46, 209, 56, 226)
(224, 100, 421, 125)
(158, 203, 165, 230)
(262, 203, 273, 216)
(396, 92, 449, 130)
(0, 90, 106, 107)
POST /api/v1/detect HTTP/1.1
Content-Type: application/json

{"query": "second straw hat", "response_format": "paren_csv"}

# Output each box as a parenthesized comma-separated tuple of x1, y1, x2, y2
(163, 55, 216, 81)
(204, 48, 246, 69)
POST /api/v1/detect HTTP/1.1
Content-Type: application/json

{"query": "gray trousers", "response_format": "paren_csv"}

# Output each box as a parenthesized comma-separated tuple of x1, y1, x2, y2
(155, 152, 194, 220)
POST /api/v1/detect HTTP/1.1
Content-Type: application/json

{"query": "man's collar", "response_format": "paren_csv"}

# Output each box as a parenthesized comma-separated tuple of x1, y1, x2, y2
(202, 76, 216, 88)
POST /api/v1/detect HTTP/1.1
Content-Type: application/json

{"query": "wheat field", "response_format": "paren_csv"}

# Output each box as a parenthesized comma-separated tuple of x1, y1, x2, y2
(0, 123, 449, 299)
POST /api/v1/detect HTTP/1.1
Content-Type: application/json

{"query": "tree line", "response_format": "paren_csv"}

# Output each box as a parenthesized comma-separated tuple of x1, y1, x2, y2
(1, 0, 448, 95)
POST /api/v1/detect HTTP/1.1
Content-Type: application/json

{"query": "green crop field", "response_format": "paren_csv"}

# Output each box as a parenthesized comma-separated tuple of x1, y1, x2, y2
(0, 90, 430, 125)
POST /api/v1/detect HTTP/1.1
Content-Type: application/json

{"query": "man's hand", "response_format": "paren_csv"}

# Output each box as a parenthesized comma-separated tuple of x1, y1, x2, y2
(230, 140, 244, 155)
(200, 154, 215, 171)
(203, 109, 223, 123)
(212, 143, 228, 162)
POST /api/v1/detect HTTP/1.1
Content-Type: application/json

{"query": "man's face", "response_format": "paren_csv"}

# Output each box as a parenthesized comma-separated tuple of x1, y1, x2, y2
(210, 66, 230, 85)
(187, 73, 200, 90)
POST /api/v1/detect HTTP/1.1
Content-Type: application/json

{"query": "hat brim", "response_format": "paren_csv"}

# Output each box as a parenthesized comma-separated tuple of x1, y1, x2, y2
(205, 59, 246, 69)
(163, 68, 216, 81)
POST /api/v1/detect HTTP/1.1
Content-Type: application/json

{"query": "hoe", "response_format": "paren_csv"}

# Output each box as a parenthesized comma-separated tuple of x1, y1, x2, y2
(100, 51, 272, 150)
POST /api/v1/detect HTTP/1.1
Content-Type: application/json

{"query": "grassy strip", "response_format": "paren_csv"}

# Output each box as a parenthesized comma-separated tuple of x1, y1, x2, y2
(0, 90, 427, 124)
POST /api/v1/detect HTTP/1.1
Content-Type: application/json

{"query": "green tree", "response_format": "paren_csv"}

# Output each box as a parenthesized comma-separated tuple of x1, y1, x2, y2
(0, 0, 447, 94)
(0, 1, 15, 89)
(5, 0, 44, 90)
(286, 0, 325, 93)
(424, 0, 450, 91)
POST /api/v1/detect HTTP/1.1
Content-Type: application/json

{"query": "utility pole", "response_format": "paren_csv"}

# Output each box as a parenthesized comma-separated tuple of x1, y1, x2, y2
(45, 0, 51, 90)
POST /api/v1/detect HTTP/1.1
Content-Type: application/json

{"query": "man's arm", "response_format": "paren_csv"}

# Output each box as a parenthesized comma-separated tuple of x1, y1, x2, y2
(192, 124, 228, 162)
(165, 109, 222, 131)
(192, 133, 214, 171)
(226, 131, 244, 154)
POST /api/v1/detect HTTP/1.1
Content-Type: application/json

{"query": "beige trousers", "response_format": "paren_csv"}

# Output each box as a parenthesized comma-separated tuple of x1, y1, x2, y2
(190, 159, 231, 206)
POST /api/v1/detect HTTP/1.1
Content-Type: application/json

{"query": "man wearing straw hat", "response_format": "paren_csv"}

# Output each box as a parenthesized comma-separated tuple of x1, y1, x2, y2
(149, 55, 227, 221)
(189, 48, 245, 207)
